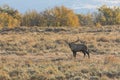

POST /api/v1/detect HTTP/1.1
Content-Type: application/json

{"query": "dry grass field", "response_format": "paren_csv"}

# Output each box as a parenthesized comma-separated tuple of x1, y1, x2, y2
(0, 26, 120, 80)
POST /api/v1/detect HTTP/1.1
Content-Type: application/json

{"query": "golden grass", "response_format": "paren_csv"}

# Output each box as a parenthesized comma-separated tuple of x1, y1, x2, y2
(0, 25, 120, 80)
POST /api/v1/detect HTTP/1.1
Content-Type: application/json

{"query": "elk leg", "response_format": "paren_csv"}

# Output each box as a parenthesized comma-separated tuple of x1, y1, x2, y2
(82, 51, 86, 58)
(85, 50, 90, 58)
(73, 51, 76, 58)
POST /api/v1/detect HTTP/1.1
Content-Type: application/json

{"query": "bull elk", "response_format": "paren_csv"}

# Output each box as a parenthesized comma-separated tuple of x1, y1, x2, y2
(65, 37, 90, 58)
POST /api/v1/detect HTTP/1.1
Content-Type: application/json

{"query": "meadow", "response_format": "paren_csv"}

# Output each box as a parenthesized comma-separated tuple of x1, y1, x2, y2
(0, 26, 120, 80)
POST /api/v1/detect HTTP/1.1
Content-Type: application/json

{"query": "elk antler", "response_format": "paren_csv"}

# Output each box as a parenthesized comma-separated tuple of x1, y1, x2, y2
(71, 36, 80, 43)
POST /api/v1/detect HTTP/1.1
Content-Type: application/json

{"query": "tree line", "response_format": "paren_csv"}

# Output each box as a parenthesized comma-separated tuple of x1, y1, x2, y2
(0, 5, 120, 29)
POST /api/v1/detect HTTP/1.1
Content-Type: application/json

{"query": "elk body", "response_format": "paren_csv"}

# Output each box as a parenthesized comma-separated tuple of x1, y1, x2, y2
(66, 39, 90, 58)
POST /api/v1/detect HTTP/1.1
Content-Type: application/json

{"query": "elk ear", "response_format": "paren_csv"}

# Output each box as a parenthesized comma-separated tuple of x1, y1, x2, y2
(65, 40, 71, 47)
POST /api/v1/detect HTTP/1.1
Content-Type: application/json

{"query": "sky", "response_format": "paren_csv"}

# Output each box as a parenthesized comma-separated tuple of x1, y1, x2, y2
(0, 0, 120, 14)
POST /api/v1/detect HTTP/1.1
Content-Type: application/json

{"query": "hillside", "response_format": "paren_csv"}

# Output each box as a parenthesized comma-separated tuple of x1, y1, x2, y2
(0, 26, 120, 80)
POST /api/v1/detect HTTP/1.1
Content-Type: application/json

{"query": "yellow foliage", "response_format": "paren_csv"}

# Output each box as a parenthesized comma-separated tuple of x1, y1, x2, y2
(53, 6, 80, 27)
(0, 13, 20, 29)
(96, 23, 102, 27)
(98, 5, 120, 25)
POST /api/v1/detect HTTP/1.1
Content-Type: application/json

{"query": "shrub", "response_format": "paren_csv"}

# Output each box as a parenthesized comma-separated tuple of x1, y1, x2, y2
(0, 13, 20, 29)
(0, 5, 21, 29)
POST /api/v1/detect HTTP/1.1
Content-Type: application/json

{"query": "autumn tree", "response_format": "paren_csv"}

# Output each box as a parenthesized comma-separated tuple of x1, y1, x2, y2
(41, 6, 80, 27)
(52, 6, 80, 27)
(77, 13, 93, 26)
(21, 10, 41, 26)
(40, 9, 56, 27)
(95, 5, 120, 25)
(0, 5, 21, 29)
